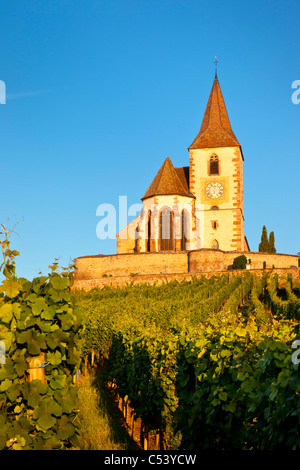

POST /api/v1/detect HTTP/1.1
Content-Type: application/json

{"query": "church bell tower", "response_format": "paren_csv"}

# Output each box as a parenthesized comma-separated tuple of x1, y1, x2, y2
(188, 69, 248, 252)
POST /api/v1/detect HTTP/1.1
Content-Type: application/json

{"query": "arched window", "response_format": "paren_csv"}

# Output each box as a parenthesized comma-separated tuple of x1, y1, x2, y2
(212, 239, 219, 250)
(181, 209, 188, 251)
(209, 155, 219, 175)
(146, 210, 151, 252)
(210, 205, 219, 210)
(159, 208, 174, 251)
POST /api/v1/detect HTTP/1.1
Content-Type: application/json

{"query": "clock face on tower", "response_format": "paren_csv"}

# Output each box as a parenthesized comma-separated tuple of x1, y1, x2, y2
(205, 181, 224, 199)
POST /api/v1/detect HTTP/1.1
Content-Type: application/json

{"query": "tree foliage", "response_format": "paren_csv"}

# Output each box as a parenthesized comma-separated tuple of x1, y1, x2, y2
(269, 231, 276, 253)
(259, 225, 269, 252)
(232, 254, 248, 270)
(258, 226, 276, 253)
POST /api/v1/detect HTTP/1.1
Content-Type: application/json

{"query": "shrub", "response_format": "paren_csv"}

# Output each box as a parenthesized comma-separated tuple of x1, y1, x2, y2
(232, 255, 247, 270)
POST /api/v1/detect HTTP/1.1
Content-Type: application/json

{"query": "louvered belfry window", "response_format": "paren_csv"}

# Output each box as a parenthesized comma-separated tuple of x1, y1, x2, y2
(209, 155, 219, 175)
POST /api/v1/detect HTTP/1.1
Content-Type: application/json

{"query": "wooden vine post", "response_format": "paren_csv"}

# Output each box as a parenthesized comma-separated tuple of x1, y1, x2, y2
(143, 425, 148, 450)
(27, 352, 46, 418)
(28, 352, 46, 384)
(155, 432, 160, 450)
(91, 349, 95, 367)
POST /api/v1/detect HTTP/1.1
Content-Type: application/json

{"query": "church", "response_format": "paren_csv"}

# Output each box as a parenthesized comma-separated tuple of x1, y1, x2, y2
(74, 69, 299, 289)
(117, 70, 250, 255)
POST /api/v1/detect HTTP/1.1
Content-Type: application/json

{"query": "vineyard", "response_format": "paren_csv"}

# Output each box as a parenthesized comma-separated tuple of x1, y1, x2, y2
(0, 225, 300, 450)
(75, 270, 300, 450)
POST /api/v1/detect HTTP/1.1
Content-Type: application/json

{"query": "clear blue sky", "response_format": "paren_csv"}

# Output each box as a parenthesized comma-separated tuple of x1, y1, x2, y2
(0, 0, 299, 280)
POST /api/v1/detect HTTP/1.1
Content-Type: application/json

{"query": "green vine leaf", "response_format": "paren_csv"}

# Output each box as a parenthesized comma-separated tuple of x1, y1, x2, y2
(56, 415, 75, 440)
(33, 397, 62, 431)
(0, 279, 21, 298)
(0, 378, 13, 392)
(47, 350, 62, 366)
(50, 374, 66, 390)
(0, 304, 13, 323)
(30, 297, 48, 316)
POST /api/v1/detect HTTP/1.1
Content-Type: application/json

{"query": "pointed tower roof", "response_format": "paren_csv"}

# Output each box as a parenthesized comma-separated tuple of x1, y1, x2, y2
(189, 75, 240, 150)
(141, 156, 195, 201)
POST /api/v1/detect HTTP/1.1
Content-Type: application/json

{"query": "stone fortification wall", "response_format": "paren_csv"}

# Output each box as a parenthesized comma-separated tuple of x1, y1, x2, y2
(188, 250, 299, 272)
(73, 249, 299, 290)
(74, 251, 188, 279)
(73, 267, 300, 291)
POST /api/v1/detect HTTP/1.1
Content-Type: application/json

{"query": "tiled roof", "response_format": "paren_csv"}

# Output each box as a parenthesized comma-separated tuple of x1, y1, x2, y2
(174, 166, 190, 192)
(141, 157, 195, 200)
(189, 76, 240, 149)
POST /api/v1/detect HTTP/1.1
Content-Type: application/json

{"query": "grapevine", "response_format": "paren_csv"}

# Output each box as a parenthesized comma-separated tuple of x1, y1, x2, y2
(0, 225, 83, 450)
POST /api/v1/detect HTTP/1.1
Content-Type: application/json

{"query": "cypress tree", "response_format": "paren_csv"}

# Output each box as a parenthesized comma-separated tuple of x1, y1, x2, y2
(269, 231, 276, 253)
(259, 225, 269, 252)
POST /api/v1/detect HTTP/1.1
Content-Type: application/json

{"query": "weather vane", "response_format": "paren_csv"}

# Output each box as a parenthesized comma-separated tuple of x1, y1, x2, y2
(214, 56, 218, 77)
